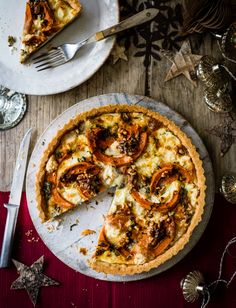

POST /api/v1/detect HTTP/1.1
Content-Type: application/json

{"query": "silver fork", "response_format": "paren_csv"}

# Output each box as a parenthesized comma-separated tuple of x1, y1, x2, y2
(33, 8, 159, 71)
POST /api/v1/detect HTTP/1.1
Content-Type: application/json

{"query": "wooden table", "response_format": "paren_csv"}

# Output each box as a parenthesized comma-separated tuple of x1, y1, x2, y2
(0, 0, 235, 191)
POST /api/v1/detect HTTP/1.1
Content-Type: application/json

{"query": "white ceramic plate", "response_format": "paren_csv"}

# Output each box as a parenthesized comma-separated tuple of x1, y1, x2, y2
(26, 93, 215, 282)
(0, 0, 119, 95)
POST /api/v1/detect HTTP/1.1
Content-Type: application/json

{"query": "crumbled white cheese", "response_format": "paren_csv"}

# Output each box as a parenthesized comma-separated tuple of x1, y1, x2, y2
(109, 187, 129, 214)
(60, 186, 85, 205)
(185, 183, 199, 206)
(105, 141, 120, 157)
(102, 165, 124, 187)
(46, 155, 58, 173)
(159, 180, 180, 203)
(105, 223, 128, 247)
(134, 252, 147, 265)
(177, 155, 193, 170)
(155, 128, 181, 148)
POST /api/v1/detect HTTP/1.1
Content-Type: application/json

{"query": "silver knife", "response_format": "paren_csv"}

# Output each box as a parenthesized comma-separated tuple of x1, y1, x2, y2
(0, 128, 32, 268)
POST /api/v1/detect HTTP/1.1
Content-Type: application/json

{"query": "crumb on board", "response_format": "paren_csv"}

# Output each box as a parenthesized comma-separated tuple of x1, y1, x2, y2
(70, 218, 80, 231)
(25, 230, 33, 236)
(8, 35, 16, 47)
(70, 223, 78, 231)
(81, 229, 96, 236)
(25, 229, 39, 243)
(46, 219, 62, 233)
(46, 225, 55, 233)
(79, 247, 87, 255)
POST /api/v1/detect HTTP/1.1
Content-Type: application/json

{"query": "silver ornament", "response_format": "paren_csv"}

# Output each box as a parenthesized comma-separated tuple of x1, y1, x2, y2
(204, 87, 233, 113)
(181, 270, 206, 303)
(214, 22, 236, 64)
(220, 175, 236, 204)
(196, 56, 229, 91)
(196, 56, 234, 113)
(0, 85, 27, 131)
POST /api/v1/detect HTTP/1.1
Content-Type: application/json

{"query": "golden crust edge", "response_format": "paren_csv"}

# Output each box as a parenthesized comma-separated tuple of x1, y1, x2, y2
(35, 103, 206, 274)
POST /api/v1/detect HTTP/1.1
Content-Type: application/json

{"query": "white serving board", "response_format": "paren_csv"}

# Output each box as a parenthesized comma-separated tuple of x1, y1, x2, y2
(26, 93, 215, 281)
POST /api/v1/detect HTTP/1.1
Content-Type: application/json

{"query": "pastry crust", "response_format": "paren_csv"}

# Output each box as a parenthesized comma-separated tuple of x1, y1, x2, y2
(35, 104, 206, 275)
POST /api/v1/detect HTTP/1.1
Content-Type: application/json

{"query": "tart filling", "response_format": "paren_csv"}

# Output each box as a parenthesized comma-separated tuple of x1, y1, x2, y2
(36, 105, 205, 275)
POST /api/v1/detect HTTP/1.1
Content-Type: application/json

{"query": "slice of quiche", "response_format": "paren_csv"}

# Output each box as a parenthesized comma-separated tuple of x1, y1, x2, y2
(20, 0, 82, 63)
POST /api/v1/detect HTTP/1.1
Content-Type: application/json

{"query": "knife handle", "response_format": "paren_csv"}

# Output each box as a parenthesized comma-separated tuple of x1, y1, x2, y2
(0, 204, 18, 268)
(95, 8, 159, 41)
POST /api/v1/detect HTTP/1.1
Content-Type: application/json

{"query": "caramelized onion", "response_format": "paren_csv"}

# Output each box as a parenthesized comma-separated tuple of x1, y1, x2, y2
(86, 125, 148, 167)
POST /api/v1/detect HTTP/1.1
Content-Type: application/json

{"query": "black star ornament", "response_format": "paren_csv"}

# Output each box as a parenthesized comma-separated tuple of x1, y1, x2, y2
(208, 116, 236, 156)
(11, 256, 59, 306)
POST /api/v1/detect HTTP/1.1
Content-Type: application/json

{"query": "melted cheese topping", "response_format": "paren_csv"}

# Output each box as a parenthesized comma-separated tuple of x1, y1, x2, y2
(185, 183, 199, 206)
(155, 127, 181, 148)
(48, 0, 82, 27)
(134, 253, 147, 265)
(150, 180, 181, 204)
(46, 155, 58, 173)
(109, 187, 129, 214)
(131, 113, 149, 127)
(61, 130, 78, 145)
(105, 223, 130, 248)
(60, 186, 85, 205)
(135, 136, 160, 177)
(105, 141, 121, 157)
(101, 165, 124, 187)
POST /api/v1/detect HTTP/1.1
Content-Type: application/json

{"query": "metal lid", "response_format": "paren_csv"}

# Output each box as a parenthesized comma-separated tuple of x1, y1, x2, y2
(0, 85, 27, 131)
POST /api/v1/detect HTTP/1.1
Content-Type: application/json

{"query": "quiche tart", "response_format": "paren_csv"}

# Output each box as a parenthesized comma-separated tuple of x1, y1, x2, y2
(20, 0, 82, 63)
(36, 105, 206, 275)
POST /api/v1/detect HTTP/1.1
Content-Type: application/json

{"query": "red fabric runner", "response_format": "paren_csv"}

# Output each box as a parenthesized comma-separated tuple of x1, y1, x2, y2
(0, 192, 235, 308)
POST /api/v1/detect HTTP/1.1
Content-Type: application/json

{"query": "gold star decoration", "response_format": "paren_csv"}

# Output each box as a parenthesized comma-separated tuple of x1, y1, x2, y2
(11, 256, 59, 306)
(162, 40, 202, 86)
(111, 43, 128, 64)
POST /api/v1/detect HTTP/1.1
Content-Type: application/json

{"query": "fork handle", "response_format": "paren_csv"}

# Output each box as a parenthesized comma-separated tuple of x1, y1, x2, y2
(95, 8, 159, 41)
